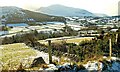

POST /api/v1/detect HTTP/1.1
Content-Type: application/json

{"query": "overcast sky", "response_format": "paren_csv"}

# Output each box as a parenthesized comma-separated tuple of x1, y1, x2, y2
(0, 0, 120, 16)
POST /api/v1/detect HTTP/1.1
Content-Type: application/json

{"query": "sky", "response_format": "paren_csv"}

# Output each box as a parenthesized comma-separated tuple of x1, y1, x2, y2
(0, 0, 120, 16)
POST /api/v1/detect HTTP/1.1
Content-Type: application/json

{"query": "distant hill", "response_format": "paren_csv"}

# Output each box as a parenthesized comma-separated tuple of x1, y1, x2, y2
(36, 4, 95, 17)
(0, 6, 66, 24)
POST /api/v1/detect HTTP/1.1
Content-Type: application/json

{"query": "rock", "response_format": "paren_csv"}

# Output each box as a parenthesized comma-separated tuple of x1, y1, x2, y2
(45, 64, 58, 71)
(39, 68, 43, 70)
(58, 63, 72, 71)
(45, 67, 58, 70)
(30, 57, 46, 67)
(48, 64, 56, 68)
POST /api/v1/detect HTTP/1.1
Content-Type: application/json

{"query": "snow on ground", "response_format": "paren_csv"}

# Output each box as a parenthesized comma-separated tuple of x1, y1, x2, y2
(83, 61, 103, 71)
(25, 48, 120, 72)
(111, 57, 120, 61)
(31, 49, 120, 72)
(82, 57, 120, 71)
(9, 27, 31, 34)
(31, 49, 60, 64)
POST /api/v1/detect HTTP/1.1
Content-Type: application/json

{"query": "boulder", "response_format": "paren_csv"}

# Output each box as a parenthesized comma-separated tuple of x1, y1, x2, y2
(30, 57, 46, 67)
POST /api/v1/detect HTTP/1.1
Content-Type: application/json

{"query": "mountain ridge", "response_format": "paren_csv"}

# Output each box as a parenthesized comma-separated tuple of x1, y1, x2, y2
(37, 4, 95, 17)
(1, 6, 66, 24)
(36, 4, 108, 17)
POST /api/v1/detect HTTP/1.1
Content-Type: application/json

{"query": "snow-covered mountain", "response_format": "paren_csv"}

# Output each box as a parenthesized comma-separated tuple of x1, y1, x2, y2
(36, 4, 95, 17)
(1, 6, 23, 15)
(0, 6, 65, 23)
(0, 6, 27, 23)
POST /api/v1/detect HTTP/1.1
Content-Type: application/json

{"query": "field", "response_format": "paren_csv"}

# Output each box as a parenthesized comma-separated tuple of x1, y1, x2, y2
(0, 37, 94, 71)
(0, 43, 37, 70)
(39, 37, 94, 45)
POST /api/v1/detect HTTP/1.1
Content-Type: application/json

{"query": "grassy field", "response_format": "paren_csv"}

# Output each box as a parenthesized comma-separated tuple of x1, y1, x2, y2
(39, 37, 94, 45)
(0, 37, 94, 70)
(0, 43, 37, 70)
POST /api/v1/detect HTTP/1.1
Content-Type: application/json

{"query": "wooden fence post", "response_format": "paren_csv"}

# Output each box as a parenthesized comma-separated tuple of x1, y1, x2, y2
(109, 38, 112, 58)
(48, 40, 52, 64)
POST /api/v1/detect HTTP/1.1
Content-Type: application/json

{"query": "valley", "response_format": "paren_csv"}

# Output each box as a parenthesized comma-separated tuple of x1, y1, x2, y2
(0, 4, 120, 72)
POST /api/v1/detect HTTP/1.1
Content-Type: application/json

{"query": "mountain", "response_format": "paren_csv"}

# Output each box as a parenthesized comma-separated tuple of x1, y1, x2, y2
(1, 6, 23, 15)
(1, 6, 66, 24)
(36, 4, 95, 17)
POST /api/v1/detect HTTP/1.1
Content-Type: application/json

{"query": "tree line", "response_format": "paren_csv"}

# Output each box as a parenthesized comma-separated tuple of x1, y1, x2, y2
(1, 25, 77, 45)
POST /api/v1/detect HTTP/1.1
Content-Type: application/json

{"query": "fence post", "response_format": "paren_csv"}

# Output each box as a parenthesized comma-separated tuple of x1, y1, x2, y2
(109, 38, 112, 58)
(116, 34, 118, 43)
(48, 40, 52, 64)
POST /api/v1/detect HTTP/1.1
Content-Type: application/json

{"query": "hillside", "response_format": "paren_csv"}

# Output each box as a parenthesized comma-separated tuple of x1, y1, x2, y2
(1, 6, 66, 24)
(36, 4, 95, 17)
(22, 10, 65, 22)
